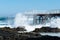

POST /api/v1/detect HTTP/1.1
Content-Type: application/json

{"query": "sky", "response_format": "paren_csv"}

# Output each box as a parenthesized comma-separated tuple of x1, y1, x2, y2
(0, 0, 60, 17)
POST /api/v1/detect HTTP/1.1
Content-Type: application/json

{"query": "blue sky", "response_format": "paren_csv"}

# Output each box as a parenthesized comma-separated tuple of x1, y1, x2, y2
(0, 0, 60, 17)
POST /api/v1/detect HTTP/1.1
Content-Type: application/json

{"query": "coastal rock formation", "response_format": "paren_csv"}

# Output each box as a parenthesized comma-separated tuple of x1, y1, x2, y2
(26, 35, 60, 40)
(33, 27, 60, 32)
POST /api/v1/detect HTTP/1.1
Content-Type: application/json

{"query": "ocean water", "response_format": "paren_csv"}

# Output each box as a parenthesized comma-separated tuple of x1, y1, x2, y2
(0, 17, 14, 28)
(14, 13, 60, 32)
(0, 13, 60, 30)
(14, 13, 60, 37)
(0, 14, 60, 37)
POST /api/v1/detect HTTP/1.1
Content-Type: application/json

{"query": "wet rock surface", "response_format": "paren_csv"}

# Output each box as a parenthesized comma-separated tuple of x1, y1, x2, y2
(33, 27, 60, 32)
(0, 27, 60, 40)
(26, 35, 60, 40)
(17, 32, 60, 40)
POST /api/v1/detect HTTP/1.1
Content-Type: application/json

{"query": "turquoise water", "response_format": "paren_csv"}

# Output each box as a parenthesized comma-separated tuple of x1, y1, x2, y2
(0, 17, 14, 28)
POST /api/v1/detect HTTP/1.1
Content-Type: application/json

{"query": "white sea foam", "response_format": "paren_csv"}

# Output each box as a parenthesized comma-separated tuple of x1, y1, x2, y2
(48, 17, 60, 28)
(14, 13, 49, 32)
(14, 12, 60, 32)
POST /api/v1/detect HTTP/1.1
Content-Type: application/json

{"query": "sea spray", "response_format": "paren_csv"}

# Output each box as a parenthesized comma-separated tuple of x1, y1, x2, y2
(14, 12, 60, 32)
(14, 13, 35, 32)
(49, 17, 60, 28)
(14, 13, 27, 27)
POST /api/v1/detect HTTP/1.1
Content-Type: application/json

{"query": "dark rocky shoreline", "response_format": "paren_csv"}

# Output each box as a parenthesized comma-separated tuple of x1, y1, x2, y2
(0, 27, 60, 40)
(17, 32, 60, 40)
(0, 29, 60, 40)
(26, 35, 60, 40)
(33, 27, 60, 33)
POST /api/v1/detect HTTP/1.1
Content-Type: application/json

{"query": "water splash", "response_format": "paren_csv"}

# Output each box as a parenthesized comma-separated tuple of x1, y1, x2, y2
(49, 17, 60, 28)
(14, 12, 60, 32)
(14, 13, 35, 32)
